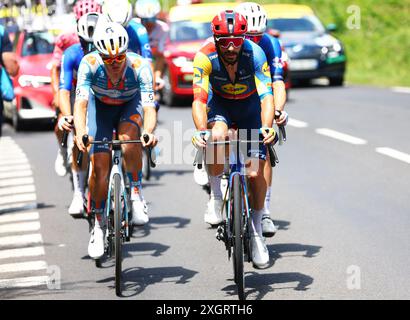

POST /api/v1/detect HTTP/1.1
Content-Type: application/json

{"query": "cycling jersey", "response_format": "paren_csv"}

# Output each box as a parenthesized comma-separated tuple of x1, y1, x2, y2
(147, 19, 169, 56)
(193, 39, 273, 160)
(76, 51, 155, 107)
(258, 33, 284, 82)
(126, 18, 153, 60)
(193, 39, 273, 103)
(59, 43, 83, 91)
(52, 31, 79, 67)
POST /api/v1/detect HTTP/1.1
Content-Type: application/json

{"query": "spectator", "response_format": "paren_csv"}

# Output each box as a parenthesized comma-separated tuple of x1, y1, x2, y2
(0, 22, 19, 137)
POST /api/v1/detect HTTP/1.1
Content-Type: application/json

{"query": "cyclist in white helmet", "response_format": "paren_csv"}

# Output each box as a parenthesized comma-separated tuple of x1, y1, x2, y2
(74, 21, 158, 259)
(135, 0, 169, 92)
(236, 2, 288, 238)
(58, 12, 102, 216)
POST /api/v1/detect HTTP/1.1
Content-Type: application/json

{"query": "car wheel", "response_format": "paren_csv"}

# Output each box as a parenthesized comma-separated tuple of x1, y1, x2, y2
(329, 76, 344, 86)
(161, 67, 179, 106)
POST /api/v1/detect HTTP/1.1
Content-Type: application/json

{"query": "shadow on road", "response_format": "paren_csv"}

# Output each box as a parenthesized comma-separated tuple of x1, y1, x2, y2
(132, 216, 191, 238)
(269, 243, 322, 261)
(124, 241, 170, 258)
(97, 266, 198, 298)
(222, 271, 314, 300)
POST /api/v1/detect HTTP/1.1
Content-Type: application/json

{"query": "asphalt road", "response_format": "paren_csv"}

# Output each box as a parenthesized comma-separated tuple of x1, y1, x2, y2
(0, 84, 409, 300)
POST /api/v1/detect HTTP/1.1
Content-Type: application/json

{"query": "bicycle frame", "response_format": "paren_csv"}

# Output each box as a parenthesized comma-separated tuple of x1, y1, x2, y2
(105, 143, 130, 240)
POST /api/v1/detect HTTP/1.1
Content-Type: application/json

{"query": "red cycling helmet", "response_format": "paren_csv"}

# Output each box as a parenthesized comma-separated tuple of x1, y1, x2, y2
(73, 0, 102, 20)
(211, 10, 247, 37)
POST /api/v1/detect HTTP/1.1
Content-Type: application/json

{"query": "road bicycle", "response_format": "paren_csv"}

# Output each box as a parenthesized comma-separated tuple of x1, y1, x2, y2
(77, 132, 156, 296)
(194, 128, 283, 300)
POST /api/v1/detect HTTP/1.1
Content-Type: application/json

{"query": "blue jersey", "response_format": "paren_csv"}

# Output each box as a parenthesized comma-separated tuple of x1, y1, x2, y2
(76, 51, 155, 107)
(193, 39, 273, 103)
(258, 33, 284, 82)
(59, 43, 83, 91)
(126, 19, 152, 61)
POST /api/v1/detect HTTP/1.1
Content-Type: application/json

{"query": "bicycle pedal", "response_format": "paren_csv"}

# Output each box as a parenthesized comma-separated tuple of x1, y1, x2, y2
(215, 225, 225, 242)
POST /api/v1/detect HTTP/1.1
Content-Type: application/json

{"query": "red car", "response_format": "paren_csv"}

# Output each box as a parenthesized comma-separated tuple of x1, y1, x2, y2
(3, 29, 55, 130)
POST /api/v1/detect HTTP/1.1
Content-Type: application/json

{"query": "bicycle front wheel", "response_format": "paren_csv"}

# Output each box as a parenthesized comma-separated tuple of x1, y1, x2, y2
(231, 174, 245, 300)
(113, 173, 123, 296)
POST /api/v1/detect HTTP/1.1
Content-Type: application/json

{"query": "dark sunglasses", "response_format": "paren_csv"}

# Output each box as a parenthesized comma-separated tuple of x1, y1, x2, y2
(215, 36, 245, 49)
(101, 53, 127, 65)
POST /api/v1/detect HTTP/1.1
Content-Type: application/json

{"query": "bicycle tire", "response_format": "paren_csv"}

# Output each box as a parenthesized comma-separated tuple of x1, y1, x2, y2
(232, 174, 245, 300)
(113, 173, 123, 296)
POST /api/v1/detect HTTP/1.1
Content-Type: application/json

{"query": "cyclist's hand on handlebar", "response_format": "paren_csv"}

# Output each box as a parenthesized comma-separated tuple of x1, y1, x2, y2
(58, 115, 74, 132)
(192, 130, 210, 149)
(75, 133, 87, 152)
(275, 110, 289, 126)
(155, 77, 165, 91)
(141, 132, 157, 147)
(260, 127, 278, 145)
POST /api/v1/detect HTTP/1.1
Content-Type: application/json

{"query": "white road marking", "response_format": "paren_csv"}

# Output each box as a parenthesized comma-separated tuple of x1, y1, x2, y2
(0, 234, 43, 248)
(0, 185, 36, 197)
(0, 193, 37, 206)
(0, 177, 34, 187)
(0, 260, 47, 274)
(0, 222, 41, 235)
(0, 212, 39, 224)
(0, 170, 32, 180)
(315, 128, 367, 145)
(392, 87, 410, 94)
(288, 118, 309, 128)
(0, 275, 49, 289)
(375, 147, 410, 164)
(0, 164, 31, 172)
(0, 247, 45, 260)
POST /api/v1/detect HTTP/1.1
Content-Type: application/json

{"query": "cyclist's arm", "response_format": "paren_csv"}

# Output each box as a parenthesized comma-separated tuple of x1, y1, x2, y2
(1, 30, 19, 76)
(50, 65, 60, 108)
(269, 36, 286, 113)
(58, 52, 74, 116)
(73, 60, 92, 150)
(138, 63, 157, 134)
(192, 52, 211, 130)
(254, 52, 274, 127)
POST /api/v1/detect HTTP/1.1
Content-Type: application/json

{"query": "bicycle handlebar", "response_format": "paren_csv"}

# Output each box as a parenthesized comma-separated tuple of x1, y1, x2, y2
(76, 134, 156, 168)
(61, 118, 73, 148)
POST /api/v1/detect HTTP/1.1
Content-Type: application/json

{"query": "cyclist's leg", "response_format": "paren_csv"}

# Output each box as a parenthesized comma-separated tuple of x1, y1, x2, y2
(118, 96, 147, 225)
(204, 95, 230, 225)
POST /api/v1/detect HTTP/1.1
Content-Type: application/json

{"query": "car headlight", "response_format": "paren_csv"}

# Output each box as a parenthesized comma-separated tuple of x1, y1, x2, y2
(333, 42, 342, 52)
(18, 75, 51, 88)
(172, 57, 193, 68)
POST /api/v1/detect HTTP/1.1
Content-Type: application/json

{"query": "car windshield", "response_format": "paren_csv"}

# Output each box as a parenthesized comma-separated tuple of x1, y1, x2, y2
(170, 21, 213, 42)
(22, 31, 55, 56)
(267, 16, 325, 33)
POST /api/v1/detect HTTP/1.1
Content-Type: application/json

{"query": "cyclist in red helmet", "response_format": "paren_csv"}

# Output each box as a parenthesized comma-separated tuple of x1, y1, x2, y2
(51, 0, 102, 179)
(192, 10, 277, 268)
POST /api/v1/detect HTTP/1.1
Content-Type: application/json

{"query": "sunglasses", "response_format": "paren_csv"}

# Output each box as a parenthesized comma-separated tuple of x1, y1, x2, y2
(101, 53, 127, 65)
(215, 36, 245, 49)
(245, 34, 263, 43)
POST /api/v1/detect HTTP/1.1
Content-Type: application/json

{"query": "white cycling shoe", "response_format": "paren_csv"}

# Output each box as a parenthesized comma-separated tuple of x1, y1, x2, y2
(88, 221, 105, 259)
(131, 197, 149, 226)
(68, 193, 84, 216)
(193, 163, 209, 186)
(204, 198, 223, 226)
(251, 233, 269, 269)
(54, 148, 67, 177)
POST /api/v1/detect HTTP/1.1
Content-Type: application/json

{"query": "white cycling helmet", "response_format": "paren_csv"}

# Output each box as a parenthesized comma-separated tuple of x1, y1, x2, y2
(235, 2, 268, 34)
(93, 21, 129, 56)
(102, 0, 133, 26)
(77, 12, 101, 42)
(135, 0, 161, 19)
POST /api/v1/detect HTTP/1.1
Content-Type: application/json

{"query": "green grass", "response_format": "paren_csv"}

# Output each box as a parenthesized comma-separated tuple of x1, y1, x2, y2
(143, 0, 410, 87)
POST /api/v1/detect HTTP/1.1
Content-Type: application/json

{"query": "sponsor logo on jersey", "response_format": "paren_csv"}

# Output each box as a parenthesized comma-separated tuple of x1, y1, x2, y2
(221, 83, 248, 95)
(193, 67, 203, 84)
(262, 62, 271, 77)
(86, 55, 96, 65)
(132, 58, 142, 69)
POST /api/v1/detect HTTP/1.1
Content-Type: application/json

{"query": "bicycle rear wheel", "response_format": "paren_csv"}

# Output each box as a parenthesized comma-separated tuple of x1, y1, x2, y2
(113, 173, 122, 296)
(231, 174, 245, 300)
